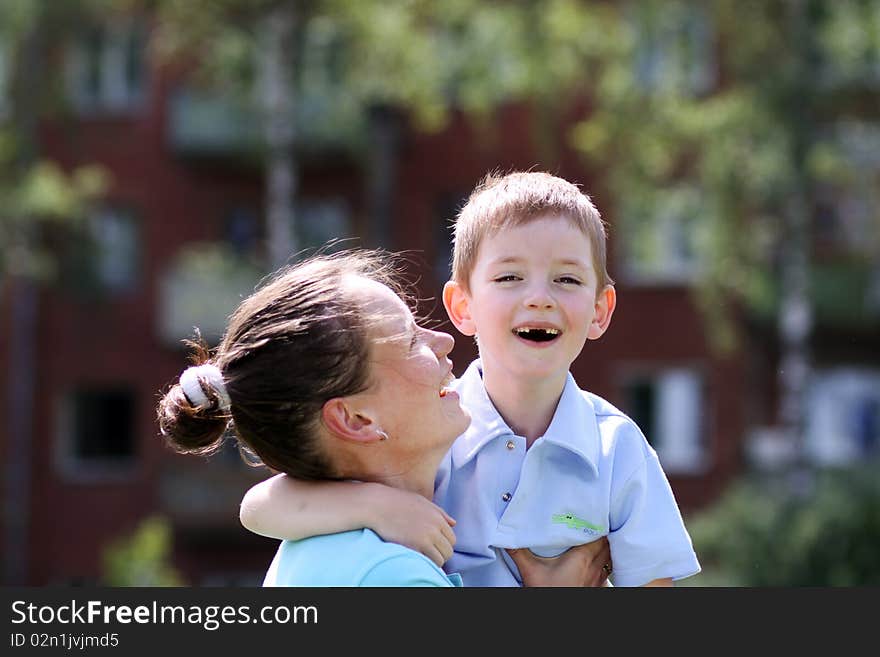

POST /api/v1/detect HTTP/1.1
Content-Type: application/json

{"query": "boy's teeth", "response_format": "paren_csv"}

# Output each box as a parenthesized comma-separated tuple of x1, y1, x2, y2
(513, 327, 561, 343)
(515, 327, 559, 335)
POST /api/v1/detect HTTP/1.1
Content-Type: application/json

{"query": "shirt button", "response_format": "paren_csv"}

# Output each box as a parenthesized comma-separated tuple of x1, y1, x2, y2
(502, 492, 512, 502)
(506, 440, 516, 450)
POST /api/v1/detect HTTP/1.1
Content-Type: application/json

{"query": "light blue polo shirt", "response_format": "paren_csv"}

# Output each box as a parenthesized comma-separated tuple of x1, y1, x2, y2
(263, 528, 463, 587)
(434, 359, 701, 587)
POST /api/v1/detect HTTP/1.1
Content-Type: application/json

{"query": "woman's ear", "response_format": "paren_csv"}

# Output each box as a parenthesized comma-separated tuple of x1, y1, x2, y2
(588, 285, 617, 340)
(443, 280, 476, 337)
(321, 398, 382, 445)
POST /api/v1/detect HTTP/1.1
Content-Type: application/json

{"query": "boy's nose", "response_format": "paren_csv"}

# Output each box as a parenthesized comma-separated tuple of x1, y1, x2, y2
(523, 285, 555, 310)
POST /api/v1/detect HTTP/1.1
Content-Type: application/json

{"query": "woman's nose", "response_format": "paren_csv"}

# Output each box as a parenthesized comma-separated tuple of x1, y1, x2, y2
(431, 330, 455, 357)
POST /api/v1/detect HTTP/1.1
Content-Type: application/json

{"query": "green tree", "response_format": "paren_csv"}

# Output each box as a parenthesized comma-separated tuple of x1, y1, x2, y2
(683, 463, 880, 586)
(569, 0, 880, 472)
(102, 516, 185, 587)
(152, 0, 608, 265)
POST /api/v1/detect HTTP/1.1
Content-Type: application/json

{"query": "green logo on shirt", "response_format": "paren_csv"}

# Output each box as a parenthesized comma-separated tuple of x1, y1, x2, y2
(551, 513, 604, 533)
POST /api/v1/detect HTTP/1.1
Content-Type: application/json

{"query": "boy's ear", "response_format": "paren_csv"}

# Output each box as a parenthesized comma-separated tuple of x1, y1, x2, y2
(321, 398, 383, 445)
(443, 280, 476, 337)
(588, 285, 617, 340)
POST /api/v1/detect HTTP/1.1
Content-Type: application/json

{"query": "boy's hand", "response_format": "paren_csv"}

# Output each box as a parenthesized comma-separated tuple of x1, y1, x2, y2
(507, 537, 611, 587)
(365, 484, 457, 567)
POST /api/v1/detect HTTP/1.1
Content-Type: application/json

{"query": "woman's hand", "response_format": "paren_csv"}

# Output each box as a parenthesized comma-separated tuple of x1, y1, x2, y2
(364, 484, 457, 567)
(507, 537, 612, 587)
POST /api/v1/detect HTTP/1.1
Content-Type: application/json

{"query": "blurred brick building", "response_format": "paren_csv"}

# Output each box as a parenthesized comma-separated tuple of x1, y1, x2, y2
(1, 13, 877, 586)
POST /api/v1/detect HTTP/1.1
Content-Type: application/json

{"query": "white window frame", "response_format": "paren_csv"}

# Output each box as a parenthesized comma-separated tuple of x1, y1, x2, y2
(805, 367, 880, 466)
(618, 365, 709, 475)
(617, 184, 704, 286)
(88, 206, 141, 293)
(65, 17, 148, 115)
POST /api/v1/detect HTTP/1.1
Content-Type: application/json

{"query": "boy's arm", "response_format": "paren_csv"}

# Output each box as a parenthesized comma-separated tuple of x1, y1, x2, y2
(607, 439, 701, 586)
(642, 578, 674, 587)
(239, 474, 457, 567)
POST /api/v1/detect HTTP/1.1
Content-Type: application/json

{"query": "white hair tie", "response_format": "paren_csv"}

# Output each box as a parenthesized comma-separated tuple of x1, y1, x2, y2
(179, 364, 231, 411)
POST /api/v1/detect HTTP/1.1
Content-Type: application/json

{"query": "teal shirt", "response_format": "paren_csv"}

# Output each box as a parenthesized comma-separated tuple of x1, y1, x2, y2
(263, 528, 463, 587)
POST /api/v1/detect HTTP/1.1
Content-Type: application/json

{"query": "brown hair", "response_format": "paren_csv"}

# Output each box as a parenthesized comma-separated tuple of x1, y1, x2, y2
(451, 171, 613, 293)
(157, 250, 409, 481)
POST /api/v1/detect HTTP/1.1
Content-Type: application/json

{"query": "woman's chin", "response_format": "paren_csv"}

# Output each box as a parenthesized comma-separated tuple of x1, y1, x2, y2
(446, 408, 472, 443)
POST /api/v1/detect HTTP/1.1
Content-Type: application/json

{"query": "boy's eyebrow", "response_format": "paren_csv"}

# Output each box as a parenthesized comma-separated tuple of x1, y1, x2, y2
(557, 258, 590, 269)
(487, 256, 590, 268)
(488, 256, 524, 266)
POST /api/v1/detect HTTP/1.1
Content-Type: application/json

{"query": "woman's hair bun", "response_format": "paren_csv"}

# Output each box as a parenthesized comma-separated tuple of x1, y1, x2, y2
(157, 383, 229, 456)
(157, 337, 230, 456)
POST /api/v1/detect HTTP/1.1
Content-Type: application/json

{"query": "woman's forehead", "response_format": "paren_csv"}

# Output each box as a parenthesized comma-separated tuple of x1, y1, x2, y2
(345, 275, 412, 331)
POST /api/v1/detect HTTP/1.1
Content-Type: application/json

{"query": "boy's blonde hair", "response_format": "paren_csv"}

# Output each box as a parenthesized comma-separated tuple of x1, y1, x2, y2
(451, 171, 613, 293)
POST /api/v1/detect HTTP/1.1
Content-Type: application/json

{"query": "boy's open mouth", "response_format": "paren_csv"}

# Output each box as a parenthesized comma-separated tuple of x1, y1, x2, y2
(512, 327, 561, 343)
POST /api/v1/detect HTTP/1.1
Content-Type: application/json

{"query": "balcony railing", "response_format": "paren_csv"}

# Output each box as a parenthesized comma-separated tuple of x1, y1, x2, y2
(157, 244, 265, 347)
(167, 86, 367, 158)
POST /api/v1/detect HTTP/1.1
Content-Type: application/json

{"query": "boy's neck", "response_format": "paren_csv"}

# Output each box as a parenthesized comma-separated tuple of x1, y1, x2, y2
(481, 366, 567, 447)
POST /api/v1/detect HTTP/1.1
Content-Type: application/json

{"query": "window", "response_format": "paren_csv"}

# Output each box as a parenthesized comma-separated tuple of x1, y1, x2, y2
(296, 198, 352, 252)
(224, 206, 261, 257)
(632, 3, 715, 96)
(92, 207, 140, 292)
(66, 206, 140, 297)
(618, 184, 703, 284)
(621, 368, 708, 474)
(805, 368, 880, 465)
(57, 387, 136, 479)
(66, 18, 147, 114)
(826, 122, 880, 257)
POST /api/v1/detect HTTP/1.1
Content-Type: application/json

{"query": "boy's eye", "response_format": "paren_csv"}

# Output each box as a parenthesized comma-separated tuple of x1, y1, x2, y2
(556, 276, 582, 285)
(493, 275, 521, 283)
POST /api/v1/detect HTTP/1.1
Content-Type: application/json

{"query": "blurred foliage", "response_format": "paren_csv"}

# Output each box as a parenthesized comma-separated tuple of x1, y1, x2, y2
(102, 515, 185, 587)
(569, 0, 880, 351)
(153, 0, 604, 138)
(154, 0, 880, 347)
(683, 463, 880, 586)
(0, 0, 110, 281)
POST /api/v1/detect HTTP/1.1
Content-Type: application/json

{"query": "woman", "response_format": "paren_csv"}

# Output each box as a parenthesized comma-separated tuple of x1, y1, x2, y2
(158, 250, 608, 586)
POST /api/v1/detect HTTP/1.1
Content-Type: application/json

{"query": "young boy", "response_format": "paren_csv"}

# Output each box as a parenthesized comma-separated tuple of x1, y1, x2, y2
(240, 171, 700, 587)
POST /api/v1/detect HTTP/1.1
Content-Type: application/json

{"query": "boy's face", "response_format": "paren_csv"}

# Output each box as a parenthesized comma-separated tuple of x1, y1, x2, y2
(443, 215, 615, 385)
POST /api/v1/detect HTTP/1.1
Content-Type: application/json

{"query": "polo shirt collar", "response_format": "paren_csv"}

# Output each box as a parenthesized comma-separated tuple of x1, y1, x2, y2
(450, 359, 600, 476)
(540, 371, 600, 477)
(450, 360, 511, 468)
